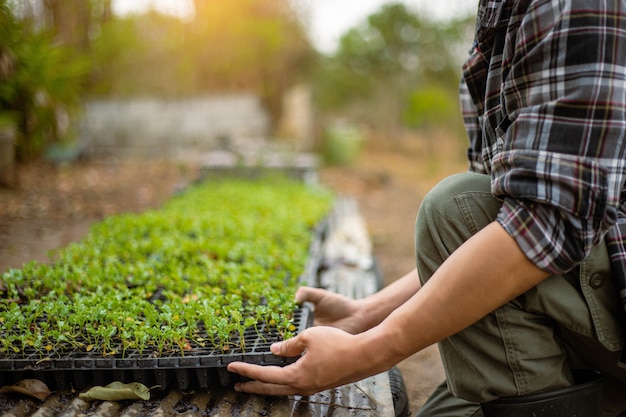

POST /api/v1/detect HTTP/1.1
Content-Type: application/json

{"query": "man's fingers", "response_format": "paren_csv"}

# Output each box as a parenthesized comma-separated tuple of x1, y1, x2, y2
(270, 332, 306, 357)
(227, 362, 312, 396)
(233, 379, 300, 396)
(227, 361, 288, 385)
(227, 362, 317, 396)
(295, 287, 327, 305)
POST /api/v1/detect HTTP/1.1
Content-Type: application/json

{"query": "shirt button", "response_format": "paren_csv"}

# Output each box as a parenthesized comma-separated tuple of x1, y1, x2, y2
(589, 274, 605, 289)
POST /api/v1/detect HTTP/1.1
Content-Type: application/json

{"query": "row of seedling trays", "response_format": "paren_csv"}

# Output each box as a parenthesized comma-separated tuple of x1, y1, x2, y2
(0, 178, 333, 390)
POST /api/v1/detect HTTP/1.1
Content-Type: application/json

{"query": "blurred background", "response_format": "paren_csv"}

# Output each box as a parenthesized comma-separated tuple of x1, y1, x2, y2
(0, 0, 475, 165)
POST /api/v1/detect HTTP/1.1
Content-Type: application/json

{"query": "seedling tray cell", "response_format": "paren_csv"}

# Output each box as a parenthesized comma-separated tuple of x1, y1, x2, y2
(0, 304, 313, 391)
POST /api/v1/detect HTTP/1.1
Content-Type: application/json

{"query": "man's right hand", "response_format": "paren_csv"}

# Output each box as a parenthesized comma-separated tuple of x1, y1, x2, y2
(295, 287, 369, 334)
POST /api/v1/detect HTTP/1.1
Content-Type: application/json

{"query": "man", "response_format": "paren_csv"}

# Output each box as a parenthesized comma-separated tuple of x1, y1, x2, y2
(228, 0, 626, 414)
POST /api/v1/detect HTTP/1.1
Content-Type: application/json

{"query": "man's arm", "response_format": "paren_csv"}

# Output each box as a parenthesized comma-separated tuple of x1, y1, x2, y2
(295, 268, 422, 334)
(227, 221, 549, 396)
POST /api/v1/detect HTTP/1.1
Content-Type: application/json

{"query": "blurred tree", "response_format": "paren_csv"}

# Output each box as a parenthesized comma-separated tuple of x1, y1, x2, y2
(0, 0, 89, 160)
(313, 2, 473, 135)
(1, 0, 311, 159)
(89, 13, 185, 96)
(190, 0, 313, 125)
(12, 0, 112, 51)
(402, 85, 458, 128)
(88, 0, 313, 129)
(44, 0, 91, 50)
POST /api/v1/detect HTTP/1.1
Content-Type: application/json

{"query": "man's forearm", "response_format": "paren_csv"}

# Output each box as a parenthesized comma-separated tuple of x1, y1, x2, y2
(362, 221, 550, 367)
(357, 268, 422, 330)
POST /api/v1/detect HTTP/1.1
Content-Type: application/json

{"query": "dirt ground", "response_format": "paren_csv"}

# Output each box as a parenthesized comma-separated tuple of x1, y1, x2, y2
(0, 135, 467, 414)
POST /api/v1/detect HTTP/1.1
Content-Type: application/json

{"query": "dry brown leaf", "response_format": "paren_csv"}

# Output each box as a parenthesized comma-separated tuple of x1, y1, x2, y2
(0, 379, 52, 401)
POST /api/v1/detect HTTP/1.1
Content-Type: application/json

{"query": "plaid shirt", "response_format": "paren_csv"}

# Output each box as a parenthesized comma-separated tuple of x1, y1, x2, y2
(461, 0, 626, 353)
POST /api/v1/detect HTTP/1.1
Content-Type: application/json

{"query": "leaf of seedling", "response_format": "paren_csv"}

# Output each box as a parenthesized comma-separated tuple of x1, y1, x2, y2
(78, 381, 151, 401)
(0, 379, 52, 401)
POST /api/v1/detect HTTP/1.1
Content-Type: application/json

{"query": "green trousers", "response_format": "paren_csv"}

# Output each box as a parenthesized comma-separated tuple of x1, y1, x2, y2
(413, 173, 626, 417)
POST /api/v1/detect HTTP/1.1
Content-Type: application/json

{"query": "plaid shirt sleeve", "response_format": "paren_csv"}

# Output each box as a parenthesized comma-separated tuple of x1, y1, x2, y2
(460, 77, 488, 174)
(463, 0, 626, 275)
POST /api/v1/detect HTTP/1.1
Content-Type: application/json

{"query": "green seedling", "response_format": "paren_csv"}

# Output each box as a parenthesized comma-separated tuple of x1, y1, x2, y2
(0, 178, 332, 358)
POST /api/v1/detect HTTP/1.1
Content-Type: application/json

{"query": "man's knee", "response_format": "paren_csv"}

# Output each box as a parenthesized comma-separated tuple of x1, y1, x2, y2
(417, 173, 486, 227)
(415, 173, 496, 285)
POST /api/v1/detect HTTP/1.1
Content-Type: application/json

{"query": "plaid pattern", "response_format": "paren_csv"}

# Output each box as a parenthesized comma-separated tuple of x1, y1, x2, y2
(461, 0, 626, 334)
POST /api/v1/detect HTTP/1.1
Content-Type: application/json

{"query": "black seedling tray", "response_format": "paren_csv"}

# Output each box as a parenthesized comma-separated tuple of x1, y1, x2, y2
(0, 304, 313, 391)
(0, 202, 331, 392)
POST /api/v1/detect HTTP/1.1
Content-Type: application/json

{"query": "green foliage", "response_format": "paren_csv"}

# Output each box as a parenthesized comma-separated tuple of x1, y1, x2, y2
(322, 124, 364, 166)
(88, 1, 313, 124)
(402, 85, 459, 129)
(0, 2, 90, 160)
(88, 18, 147, 96)
(1, 0, 312, 155)
(89, 13, 198, 97)
(337, 4, 434, 77)
(0, 178, 333, 357)
(313, 2, 474, 133)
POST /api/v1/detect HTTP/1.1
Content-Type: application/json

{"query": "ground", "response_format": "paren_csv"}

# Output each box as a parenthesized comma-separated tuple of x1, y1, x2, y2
(0, 134, 466, 414)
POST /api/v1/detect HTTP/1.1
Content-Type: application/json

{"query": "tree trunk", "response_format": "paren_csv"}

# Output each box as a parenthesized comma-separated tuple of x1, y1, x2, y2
(43, 0, 91, 50)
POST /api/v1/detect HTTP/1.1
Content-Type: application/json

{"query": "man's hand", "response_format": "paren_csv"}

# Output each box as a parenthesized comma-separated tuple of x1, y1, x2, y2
(226, 282, 418, 396)
(227, 326, 383, 396)
(296, 287, 366, 333)
(296, 267, 423, 334)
